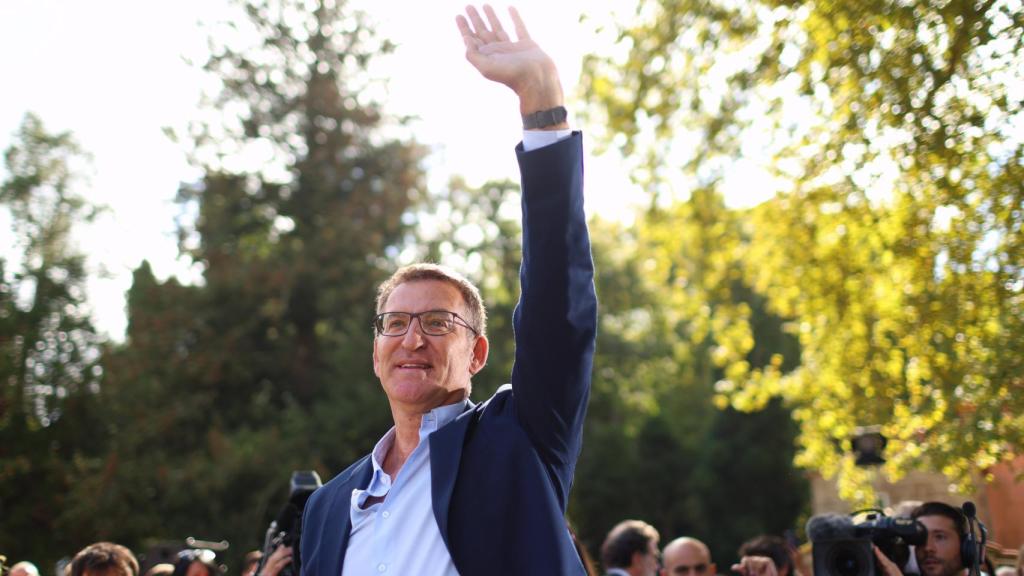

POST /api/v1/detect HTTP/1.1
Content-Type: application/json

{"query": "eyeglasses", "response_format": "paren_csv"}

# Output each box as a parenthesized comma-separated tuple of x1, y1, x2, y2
(374, 310, 479, 337)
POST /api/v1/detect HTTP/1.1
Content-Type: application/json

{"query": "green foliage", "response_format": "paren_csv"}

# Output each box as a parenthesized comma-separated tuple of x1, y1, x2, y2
(570, 210, 808, 563)
(583, 0, 1024, 503)
(0, 113, 105, 567)
(70, 0, 426, 569)
(431, 178, 809, 562)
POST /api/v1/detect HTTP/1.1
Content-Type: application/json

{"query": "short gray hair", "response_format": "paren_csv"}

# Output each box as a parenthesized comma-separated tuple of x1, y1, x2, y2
(375, 263, 487, 336)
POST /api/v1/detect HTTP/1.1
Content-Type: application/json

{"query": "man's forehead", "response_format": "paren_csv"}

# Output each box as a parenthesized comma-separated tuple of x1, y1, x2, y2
(667, 541, 711, 563)
(383, 279, 464, 310)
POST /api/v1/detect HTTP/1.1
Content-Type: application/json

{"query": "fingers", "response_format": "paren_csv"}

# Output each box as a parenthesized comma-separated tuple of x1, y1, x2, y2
(508, 6, 531, 40)
(261, 547, 293, 576)
(483, 5, 510, 42)
(455, 15, 483, 50)
(466, 5, 497, 42)
(459, 4, 521, 44)
(873, 546, 902, 576)
(732, 556, 777, 576)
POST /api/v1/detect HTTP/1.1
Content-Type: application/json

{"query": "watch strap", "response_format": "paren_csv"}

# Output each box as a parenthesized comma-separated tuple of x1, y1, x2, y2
(522, 106, 568, 130)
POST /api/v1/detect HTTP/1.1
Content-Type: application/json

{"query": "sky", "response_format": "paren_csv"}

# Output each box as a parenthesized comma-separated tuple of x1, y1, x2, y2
(0, 0, 773, 340)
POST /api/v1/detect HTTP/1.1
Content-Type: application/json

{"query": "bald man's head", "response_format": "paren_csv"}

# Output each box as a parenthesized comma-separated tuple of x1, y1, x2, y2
(661, 538, 716, 576)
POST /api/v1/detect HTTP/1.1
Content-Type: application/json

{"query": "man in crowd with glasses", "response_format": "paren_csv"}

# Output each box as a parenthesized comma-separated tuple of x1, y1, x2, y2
(300, 4, 596, 575)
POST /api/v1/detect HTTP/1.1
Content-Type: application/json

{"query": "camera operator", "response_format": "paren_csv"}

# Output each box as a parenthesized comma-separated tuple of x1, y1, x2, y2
(872, 502, 976, 576)
(255, 546, 292, 576)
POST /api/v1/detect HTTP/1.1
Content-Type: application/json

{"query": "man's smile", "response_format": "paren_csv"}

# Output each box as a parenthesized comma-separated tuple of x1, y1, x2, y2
(397, 362, 432, 370)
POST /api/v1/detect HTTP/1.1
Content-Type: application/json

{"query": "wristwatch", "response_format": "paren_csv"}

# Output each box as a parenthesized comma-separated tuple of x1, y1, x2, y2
(522, 106, 568, 129)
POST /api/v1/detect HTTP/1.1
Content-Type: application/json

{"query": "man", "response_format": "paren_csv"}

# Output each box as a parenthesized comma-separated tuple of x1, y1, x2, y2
(10, 562, 40, 576)
(70, 542, 139, 576)
(912, 502, 973, 576)
(600, 520, 661, 576)
(299, 4, 596, 576)
(661, 537, 716, 576)
(874, 502, 976, 576)
(738, 536, 795, 576)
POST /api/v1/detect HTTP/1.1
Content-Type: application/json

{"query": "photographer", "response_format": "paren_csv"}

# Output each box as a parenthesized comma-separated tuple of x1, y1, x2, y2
(255, 547, 292, 576)
(873, 502, 975, 576)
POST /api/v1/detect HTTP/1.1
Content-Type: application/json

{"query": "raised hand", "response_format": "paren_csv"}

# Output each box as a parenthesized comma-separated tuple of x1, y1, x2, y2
(455, 5, 564, 116)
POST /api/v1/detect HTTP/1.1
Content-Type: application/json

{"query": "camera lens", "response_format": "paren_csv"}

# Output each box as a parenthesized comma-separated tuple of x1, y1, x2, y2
(828, 545, 866, 576)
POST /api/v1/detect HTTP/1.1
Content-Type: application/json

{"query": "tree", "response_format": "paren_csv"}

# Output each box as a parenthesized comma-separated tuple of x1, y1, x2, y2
(582, 0, 1024, 502)
(79, 0, 427, 567)
(568, 204, 807, 561)
(0, 112, 106, 567)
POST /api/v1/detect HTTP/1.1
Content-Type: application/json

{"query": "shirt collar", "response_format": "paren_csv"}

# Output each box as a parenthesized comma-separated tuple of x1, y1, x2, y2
(369, 400, 470, 474)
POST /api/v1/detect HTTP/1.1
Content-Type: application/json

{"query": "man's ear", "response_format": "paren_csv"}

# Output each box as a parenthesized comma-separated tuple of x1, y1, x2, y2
(632, 549, 646, 570)
(372, 337, 381, 378)
(469, 335, 489, 374)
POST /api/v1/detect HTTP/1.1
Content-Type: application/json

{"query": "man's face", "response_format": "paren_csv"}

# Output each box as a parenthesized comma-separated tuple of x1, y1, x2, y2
(632, 539, 661, 576)
(373, 280, 487, 412)
(661, 541, 715, 576)
(915, 515, 964, 576)
(184, 564, 213, 576)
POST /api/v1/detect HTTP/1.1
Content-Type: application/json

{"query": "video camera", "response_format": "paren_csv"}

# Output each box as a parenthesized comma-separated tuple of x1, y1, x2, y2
(806, 510, 927, 576)
(259, 471, 322, 576)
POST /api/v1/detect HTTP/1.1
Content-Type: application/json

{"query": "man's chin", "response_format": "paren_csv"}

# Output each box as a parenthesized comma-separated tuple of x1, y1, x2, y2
(919, 563, 957, 576)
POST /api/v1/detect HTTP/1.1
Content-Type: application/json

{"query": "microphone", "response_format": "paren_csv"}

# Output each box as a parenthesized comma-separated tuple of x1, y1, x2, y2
(275, 502, 299, 534)
(806, 514, 856, 542)
(962, 501, 982, 576)
(962, 501, 976, 519)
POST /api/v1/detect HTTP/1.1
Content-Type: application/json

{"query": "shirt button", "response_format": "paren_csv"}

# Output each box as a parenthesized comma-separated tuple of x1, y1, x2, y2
(377, 564, 387, 573)
(381, 510, 391, 519)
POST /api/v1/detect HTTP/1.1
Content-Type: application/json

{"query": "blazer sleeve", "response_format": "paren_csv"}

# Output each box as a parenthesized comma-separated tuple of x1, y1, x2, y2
(510, 131, 597, 507)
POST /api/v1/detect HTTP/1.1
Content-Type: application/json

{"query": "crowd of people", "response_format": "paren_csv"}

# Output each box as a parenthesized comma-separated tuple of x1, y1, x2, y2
(592, 501, 1023, 576)
(4, 500, 1022, 576)
(2, 543, 280, 576)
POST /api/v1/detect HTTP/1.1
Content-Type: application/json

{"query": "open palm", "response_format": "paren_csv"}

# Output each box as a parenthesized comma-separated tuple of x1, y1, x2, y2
(456, 5, 558, 97)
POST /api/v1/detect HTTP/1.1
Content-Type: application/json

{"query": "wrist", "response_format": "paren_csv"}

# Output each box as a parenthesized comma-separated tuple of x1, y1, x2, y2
(514, 64, 564, 116)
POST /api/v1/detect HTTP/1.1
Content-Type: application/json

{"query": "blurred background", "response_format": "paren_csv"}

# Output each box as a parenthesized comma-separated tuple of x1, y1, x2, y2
(1, 0, 1021, 573)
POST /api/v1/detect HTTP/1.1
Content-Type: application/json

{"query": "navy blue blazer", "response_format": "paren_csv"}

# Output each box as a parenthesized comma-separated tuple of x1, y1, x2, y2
(300, 132, 595, 576)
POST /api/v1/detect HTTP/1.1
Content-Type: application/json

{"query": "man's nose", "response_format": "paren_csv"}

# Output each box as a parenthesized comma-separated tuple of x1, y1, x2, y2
(401, 319, 426, 348)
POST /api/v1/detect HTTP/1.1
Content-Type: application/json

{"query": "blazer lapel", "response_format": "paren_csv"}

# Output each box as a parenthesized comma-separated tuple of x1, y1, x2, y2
(428, 401, 477, 554)
(318, 459, 372, 576)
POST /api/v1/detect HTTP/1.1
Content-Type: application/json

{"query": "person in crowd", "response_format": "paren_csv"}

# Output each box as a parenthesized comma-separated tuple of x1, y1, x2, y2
(739, 535, 794, 576)
(874, 501, 979, 576)
(600, 520, 661, 576)
(143, 565, 174, 576)
(10, 562, 40, 576)
(255, 546, 291, 576)
(170, 550, 217, 576)
(241, 553, 262, 576)
(69, 542, 139, 576)
(299, 4, 595, 576)
(661, 537, 716, 576)
(911, 502, 972, 576)
(995, 566, 1016, 576)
